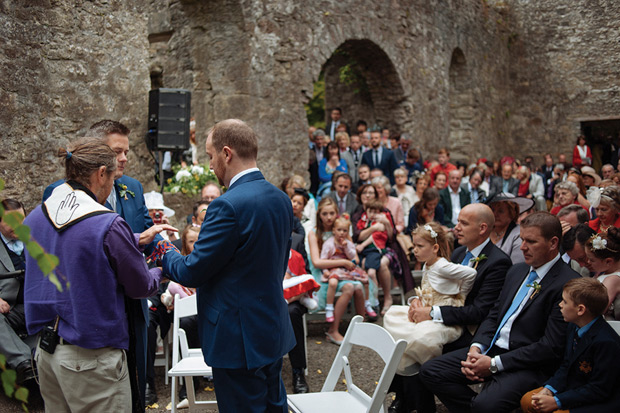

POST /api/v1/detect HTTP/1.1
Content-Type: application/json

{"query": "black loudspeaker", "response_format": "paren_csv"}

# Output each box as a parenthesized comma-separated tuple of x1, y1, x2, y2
(147, 88, 191, 150)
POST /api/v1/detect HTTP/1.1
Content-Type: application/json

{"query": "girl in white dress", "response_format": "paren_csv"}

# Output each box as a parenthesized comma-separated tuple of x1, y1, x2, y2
(383, 222, 476, 373)
(585, 228, 620, 320)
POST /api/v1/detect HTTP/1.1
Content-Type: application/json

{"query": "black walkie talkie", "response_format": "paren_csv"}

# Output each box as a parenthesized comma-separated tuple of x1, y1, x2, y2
(40, 316, 60, 354)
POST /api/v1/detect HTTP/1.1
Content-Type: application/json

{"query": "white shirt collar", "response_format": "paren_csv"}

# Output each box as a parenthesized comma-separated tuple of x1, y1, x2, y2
(468, 237, 491, 258)
(229, 167, 260, 188)
(531, 253, 561, 279)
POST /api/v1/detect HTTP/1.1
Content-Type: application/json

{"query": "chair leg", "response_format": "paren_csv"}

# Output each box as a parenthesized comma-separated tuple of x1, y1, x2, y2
(171, 376, 177, 413)
(303, 313, 308, 376)
(186, 375, 197, 411)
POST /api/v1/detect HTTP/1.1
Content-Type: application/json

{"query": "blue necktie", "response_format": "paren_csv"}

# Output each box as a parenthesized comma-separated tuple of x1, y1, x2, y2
(486, 270, 538, 353)
(373, 150, 379, 167)
(461, 251, 474, 266)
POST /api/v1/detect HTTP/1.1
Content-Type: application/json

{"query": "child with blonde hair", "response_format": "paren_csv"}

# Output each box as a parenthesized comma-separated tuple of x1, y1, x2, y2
(383, 222, 476, 372)
(321, 216, 376, 321)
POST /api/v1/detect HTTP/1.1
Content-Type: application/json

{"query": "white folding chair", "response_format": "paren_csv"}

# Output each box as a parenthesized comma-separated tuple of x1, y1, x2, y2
(153, 325, 172, 385)
(608, 320, 620, 337)
(288, 315, 406, 413)
(167, 294, 217, 412)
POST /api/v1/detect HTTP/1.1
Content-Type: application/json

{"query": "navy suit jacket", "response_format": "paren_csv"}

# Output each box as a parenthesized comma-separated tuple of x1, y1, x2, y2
(444, 242, 511, 328)
(545, 317, 620, 410)
(361, 147, 400, 184)
(163, 171, 296, 370)
(473, 259, 579, 374)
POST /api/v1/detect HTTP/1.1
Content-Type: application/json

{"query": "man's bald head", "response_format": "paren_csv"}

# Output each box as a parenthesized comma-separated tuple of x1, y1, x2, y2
(454, 203, 495, 249)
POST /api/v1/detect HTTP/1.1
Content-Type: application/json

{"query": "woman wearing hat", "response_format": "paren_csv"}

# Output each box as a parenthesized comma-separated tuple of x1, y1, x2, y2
(488, 193, 534, 264)
(144, 190, 177, 240)
(589, 186, 620, 233)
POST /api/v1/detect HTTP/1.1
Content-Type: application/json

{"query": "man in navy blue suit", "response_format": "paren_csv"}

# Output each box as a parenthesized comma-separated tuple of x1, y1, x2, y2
(163, 119, 295, 412)
(42, 120, 160, 412)
(361, 130, 400, 184)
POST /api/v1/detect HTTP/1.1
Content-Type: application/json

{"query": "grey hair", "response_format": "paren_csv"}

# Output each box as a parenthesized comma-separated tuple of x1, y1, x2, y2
(371, 175, 391, 193)
(555, 181, 579, 197)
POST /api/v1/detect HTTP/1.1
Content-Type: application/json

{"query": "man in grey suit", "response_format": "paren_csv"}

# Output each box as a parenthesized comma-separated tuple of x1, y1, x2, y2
(0, 199, 35, 385)
(327, 174, 359, 216)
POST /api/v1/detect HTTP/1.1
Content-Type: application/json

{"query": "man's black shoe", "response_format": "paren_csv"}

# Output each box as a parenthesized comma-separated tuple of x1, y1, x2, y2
(292, 371, 309, 394)
(388, 395, 405, 413)
(16, 360, 37, 385)
(145, 383, 158, 406)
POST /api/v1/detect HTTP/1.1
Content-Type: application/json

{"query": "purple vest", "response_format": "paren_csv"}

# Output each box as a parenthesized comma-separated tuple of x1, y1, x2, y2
(24, 206, 131, 349)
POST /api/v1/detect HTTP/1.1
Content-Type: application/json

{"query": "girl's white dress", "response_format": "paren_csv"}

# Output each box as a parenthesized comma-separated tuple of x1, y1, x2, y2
(383, 257, 476, 373)
(597, 271, 620, 320)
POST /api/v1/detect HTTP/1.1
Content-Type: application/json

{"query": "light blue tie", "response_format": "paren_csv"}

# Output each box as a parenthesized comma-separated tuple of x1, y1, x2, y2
(461, 251, 474, 266)
(486, 270, 538, 353)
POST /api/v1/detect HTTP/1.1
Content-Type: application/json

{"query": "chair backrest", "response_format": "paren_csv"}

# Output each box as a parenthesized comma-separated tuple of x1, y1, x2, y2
(321, 315, 407, 413)
(171, 294, 198, 366)
(608, 320, 620, 337)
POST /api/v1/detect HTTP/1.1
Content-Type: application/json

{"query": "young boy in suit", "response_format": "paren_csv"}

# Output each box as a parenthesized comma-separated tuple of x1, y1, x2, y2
(521, 277, 620, 412)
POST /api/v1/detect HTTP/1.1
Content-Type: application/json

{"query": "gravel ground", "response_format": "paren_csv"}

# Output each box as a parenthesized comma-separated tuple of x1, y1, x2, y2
(1, 317, 449, 413)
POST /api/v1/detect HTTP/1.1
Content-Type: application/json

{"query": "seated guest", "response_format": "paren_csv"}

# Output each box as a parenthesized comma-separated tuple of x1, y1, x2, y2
(429, 148, 457, 187)
(144, 191, 177, 241)
(326, 173, 358, 216)
(290, 187, 310, 236)
(433, 170, 447, 191)
(201, 182, 222, 202)
(361, 130, 399, 184)
(557, 204, 589, 235)
(586, 229, 620, 320)
(191, 199, 212, 227)
(516, 165, 546, 211)
(588, 185, 620, 233)
(566, 172, 591, 211)
(561, 224, 596, 277)
(0, 199, 35, 386)
(463, 169, 485, 204)
(406, 187, 445, 235)
(318, 141, 348, 198)
(520, 277, 620, 413)
(335, 132, 355, 178)
(403, 148, 424, 182)
(420, 212, 579, 412)
(550, 181, 588, 217)
(412, 174, 430, 206)
(372, 176, 405, 234)
(351, 163, 371, 194)
(489, 162, 519, 199)
(488, 193, 534, 264)
(286, 175, 317, 232)
(393, 168, 416, 225)
(388, 204, 511, 413)
(439, 169, 470, 228)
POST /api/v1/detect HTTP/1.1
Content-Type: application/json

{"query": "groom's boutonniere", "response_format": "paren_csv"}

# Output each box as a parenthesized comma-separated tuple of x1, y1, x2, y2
(471, 254, 488, 269)
(118, 183, 135, 200)
(527, 281, 542, 299)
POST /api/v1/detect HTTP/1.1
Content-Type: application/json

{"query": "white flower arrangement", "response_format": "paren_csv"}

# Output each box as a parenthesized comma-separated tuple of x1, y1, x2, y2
(166, 163, 219, 197)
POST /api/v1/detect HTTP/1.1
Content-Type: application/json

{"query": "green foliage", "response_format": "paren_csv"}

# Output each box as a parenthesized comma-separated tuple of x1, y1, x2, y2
(305, 72, 326, 129)
(164, 164, 219, 197)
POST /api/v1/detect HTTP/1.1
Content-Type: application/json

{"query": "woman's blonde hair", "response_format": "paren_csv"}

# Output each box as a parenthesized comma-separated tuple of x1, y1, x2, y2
(316, 197, 338, 250)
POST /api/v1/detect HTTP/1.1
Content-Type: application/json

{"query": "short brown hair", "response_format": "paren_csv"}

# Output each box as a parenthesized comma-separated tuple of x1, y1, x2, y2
(58, 137, 117, 186)
(365, 199, 384, 212)
(563, 278, 609, 317)
(520, 211, 562, 242)
(209, 119, 258, 160)
(87, 120, 130, 139)
(437, 147, 450, 156)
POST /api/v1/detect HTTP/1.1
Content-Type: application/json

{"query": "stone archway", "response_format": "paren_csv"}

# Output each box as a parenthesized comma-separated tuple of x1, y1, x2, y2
(448, 48, 475, 161)
(321, 39, 407, 132)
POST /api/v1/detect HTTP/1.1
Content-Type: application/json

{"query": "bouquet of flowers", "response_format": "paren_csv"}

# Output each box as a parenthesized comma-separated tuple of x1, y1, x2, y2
(164, 164, 219, 196)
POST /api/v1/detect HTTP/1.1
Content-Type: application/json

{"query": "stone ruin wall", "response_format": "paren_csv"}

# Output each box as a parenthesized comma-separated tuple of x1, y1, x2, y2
(1, 0, 619, 211)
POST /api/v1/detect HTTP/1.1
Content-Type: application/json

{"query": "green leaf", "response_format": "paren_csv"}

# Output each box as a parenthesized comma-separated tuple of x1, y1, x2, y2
(25, 241, 44, 259)
(3, 211, 24, 228)
(0, 353, 6, 369)
(0, 178, 4, 191)
(14, 386, 29, 403)
(47, 272, 63, 292)
(1, 369, 16, 398)
(14, 225, 31, 243)
(38, 254, 59, 275)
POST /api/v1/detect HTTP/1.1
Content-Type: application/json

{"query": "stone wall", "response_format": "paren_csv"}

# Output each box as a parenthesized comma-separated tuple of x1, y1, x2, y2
(2, 0, 619, 210)
(0, 0, 152, 209)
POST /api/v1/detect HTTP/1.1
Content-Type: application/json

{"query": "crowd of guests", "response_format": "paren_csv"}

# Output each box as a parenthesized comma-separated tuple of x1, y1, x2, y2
(3, 111, 620, 413)
(287, 107, 620, 412)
